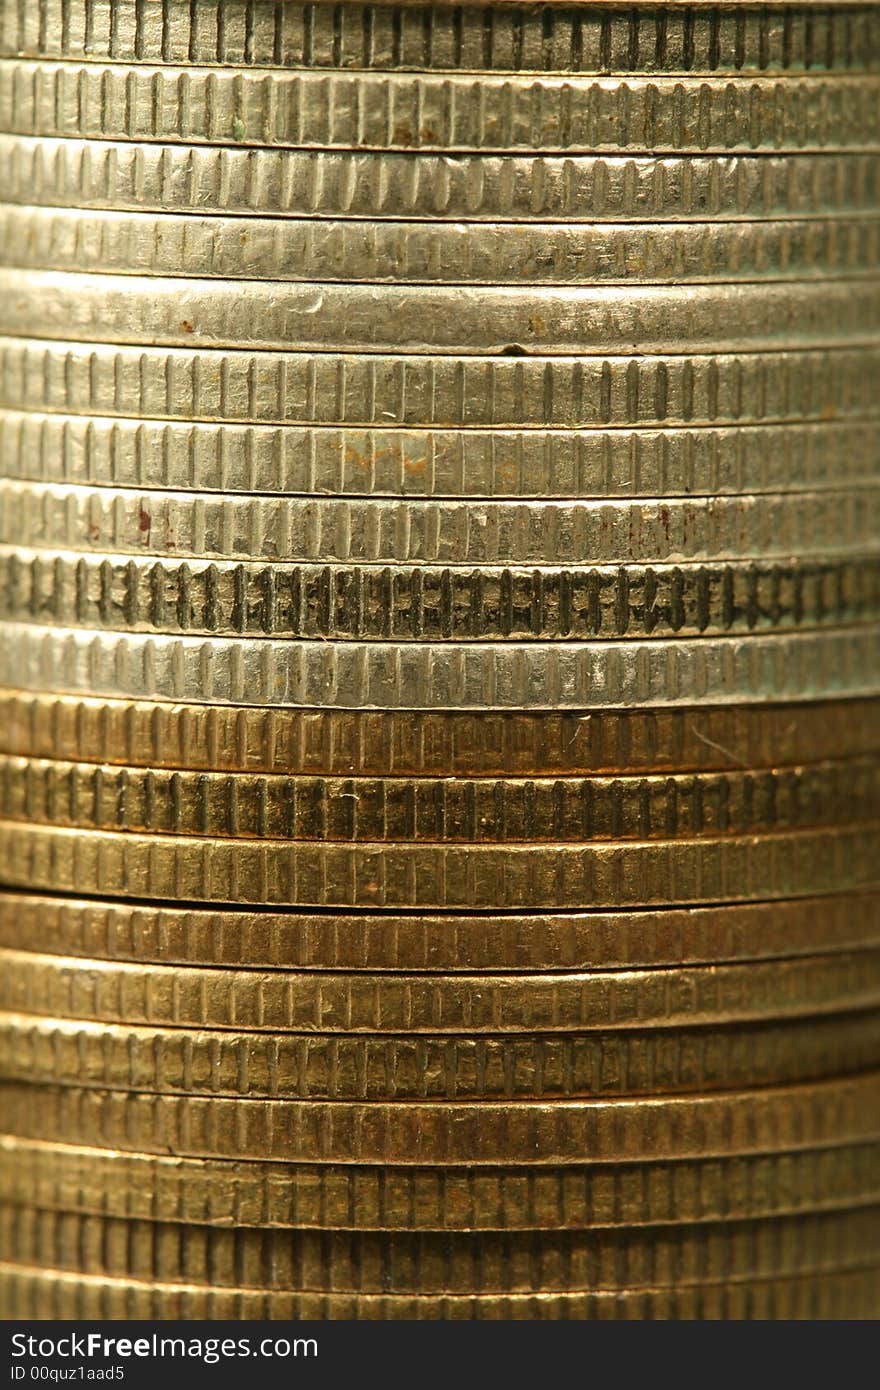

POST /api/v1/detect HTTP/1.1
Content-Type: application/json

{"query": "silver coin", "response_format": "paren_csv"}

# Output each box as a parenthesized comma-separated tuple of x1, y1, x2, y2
(3, 339, 877, 429)
(3, 410, 877, 500)
(0, 622, 877, 710)
(2, 137, 877, 221)
(3, 2, 876, 75)
(3, 482, 877, 564)
(3, 61, 877, 153)
(6, 206, 879, 285)
(4, 546, 876, 641)
(5, 271, 880, 355)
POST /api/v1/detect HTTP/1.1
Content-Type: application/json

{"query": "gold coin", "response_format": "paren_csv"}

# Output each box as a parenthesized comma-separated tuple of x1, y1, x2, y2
(1, 820, 877, 910)
(6, 207, 880, 285)
(2, 947, 878, 1032)
(2, 1009, 878, 1099)
(4, 755, 878, 844)
(2, 2, 875, 76)
(3, 137, 878, 222)
(5, 547, 879, 641)
(4, 335, 876, 428)
(3, 410, 878, 500)
(2, 1262, 877, 1320)
(1, 1073, 876, 1164)
(2, 1203, 877, 1293)
(6, 273, 880, 355)
(1, 890, 877, 972)
(3, 1135, 876, 1231)
(3, 694, 878, 776)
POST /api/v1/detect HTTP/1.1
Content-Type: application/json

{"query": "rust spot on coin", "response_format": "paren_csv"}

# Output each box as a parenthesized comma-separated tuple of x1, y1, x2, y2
(179, 320, 194, 334)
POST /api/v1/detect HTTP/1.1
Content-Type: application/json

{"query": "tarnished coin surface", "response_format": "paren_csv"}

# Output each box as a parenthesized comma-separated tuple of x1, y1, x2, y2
(3, 1134, 877, 1231)
(2, 1009, 878, 1099)
(2, 1263, 878, 1320)
(2, 890, 878, 972)
(3, 1, 877, 77)
(1, 1072, 878, 1162)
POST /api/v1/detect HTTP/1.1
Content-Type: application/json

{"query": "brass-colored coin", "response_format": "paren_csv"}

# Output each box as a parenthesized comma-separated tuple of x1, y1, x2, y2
(4, 411, 879, 501)
(3, 137, 878, 222)
(4, 754, 878, 845)
(1, 1073, 877, 1164)
(1, 890, 878, 972)
(4, 694, 879, 777)
(4, 336, 876, 429)
(2, 1262, 877, 1320)
(4, 62, 878, 153)
(4, 3, 875, 75)
(2, 623, 879, 711)
(2, 1203, 877, 1294)
(3, 946, 878, 1032)
(6, 208, 880, 286)
(3, 1135, 877, 1231)
(6, 548, 879, 642)
(2, 820, 879, 910)
(2, 1009, 878, 1099)
(6, 273, 880, 356)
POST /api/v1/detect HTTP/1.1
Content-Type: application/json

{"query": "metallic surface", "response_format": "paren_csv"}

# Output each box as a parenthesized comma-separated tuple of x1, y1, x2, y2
(3, 755, 879, 841)
(5, 337, 876, 427)
(3, 949, 877, 1030)
(4, 548, 878, 640)
(3, 1264, 878, 1320)
(2, 1204, 877, 1291)
(5, 62, 879, 153)
(2, 622, 878, 710)
(5, 138, 879, 221)
(2, 890, 878, 971)
(2, 1073, 878, 1163)
(2, 819, 879, 908)
(3, 1136, 877, 1230)
(1, 0, 879, 1322)
(5, 694, 880, 773)
(5, 2, 879, 73)
(3, 413, 876, 499)
(7, 272, 880, 353)
(5, 1011, 879, 1099)
(6, 208, 880, 285)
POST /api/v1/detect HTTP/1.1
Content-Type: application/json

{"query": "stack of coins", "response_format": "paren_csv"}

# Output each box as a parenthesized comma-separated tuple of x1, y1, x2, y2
(0, 0, 879, 1320)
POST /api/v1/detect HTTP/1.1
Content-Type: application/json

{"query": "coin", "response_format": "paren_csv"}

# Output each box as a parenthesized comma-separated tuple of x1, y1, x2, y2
(6, 484, 879, 566)
(4, 411, 879, 500)
(3, 1203, 878, 1293)
(4, 946, 877, 1031)
(3, 754, 879, 844)
(6, 548, 879, 642)
(3, 1135, 877, 1231)
(6, 207, 880, 285)
(1, 890, 877, 972)
(4, 337, 876, 429)
(2, 1072, 876, 1163)
(2, 1010, 878, 1099)
(4, 694, 879, 776)
(2, 623, 878, 711)
(3, 2, 875, 75)
(2, 1262, 877, 1320)
(4, 62, 878, 153)
(4, 138, 878, 222)
(7, 272, 880, 355)
(3, 818, 880, 910)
